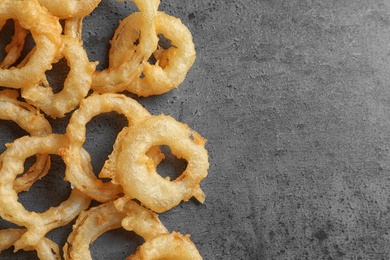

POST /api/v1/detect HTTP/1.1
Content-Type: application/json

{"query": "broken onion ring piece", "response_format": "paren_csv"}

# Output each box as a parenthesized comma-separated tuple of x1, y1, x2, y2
(0, 229, 61, 260)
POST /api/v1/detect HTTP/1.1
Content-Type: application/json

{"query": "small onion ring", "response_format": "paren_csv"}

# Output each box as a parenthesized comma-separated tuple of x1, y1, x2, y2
(105, 11, 196, 97)
(64, 93, 153, 202)
(0, 0, 62, 89)
(91, 0, 160, 93)
(63, 199, 167, 260)
(21, 35, 97, 118)
(0, 90, 51, 193)
(0, 229, 60, 260)
(127, 232, 203, 260)
(38, 0, 101, 19)
(114, 114, 209, 213)
(0, 134, 92, 251)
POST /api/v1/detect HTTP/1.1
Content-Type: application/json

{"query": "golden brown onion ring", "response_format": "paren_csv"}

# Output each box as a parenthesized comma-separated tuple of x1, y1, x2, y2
(63, 199, 167, 260)
(0, 0, 62, 89)
(91, 0, 160, 93)
(114, 114, 209, 213)
(0, 134, 92, 251)
(21, 35, 97, 118)
(0, 90, 51, 193)
(64, 93, 153, 202)
(105, 11, 196, 97)
(38, 0, 101, 19)
(0, 229, 61, 260)
(127, 232, 203, 260)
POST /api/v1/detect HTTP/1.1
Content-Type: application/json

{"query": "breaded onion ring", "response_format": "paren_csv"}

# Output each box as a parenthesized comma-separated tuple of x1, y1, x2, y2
(0, 229, 60, 260)
(38, 0, 101, 19)
(63, 199, 167, 260)
(114, 115, 209, 213)
(91, 0, 159, 93)
(0, 0, 62, 89)
(104, 11, 196, 97)
(127, 232, 203, 260)
(0, 90, 51, 193)
(21, 35, 97, 118)
(0, 134, 92, 250)
(64, 93, 153, 202)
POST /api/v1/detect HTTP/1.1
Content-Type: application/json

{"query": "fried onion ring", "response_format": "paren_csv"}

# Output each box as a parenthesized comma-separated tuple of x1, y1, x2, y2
(63, 199, 167, 260)
(91, 0, 159, 93)
(114, 115, 209, 213)
(64, 93, 153, 202)
(104, 11, 196, 96)
(21, 35, 97, 118)
(0, 134, 92, 250)
(0, 229, 60, 260)
(0, 0, 62, 89)
(0, 90, 51, 193)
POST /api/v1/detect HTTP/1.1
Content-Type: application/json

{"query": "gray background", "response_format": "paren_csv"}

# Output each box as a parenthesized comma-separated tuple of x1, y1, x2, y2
(2, 0, 390, 259)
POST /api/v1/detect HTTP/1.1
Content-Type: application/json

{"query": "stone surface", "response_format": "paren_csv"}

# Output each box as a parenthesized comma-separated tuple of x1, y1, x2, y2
(2, 0, 390, 259)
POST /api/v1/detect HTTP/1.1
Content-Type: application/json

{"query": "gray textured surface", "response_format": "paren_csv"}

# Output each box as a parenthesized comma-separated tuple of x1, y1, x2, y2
(3, 0, 390, 259)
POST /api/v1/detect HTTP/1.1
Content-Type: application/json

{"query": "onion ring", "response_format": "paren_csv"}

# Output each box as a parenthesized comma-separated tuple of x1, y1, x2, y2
(63, 199, 167, 260)
(0, 90, 51, 193)
(0, 0, 62, 89)
(64, 93, 154, 202)
(21, 35, 97, 118)
(38, 0, 101, 19)
(91, 0, 159, 93)
(104, 11, 196, 96)
(0, 134, 92, 250)
(0, 229, 60, 260)
(127, 232, 203, 260)
(114, 114, 209, 213)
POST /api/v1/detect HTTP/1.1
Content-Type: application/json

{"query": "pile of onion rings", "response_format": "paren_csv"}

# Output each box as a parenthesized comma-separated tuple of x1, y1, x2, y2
(0, 0, 209, 259)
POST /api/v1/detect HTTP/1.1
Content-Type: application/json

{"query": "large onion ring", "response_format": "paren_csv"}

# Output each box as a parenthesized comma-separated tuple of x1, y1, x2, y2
(91, 0, 159, 93)
(38, 0, 101, 19)
(127, 232, 203, 260)
(0, 134, 92, 250)
(114, 114, 209, 213)
(0, 229, 60, 260)
(64, 93, 153, 202)
(104, 11, 196, 97)
(21, 35, 97, 118)
(0, 0, 62, 89)
(63, 199, 167, 260)
(0, 90, 51, 193)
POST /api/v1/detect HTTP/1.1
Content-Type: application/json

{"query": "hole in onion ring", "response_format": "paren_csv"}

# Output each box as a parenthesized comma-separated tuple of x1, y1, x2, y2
(0, 20, 15, 62)
(157, 33, 174, 50)
(84, 112, 128, 178)
(157, 145, 188, 181)
(18, 155, 71, 213)
(90, 229, 144, 259)
(0, 246, 38, 259)
(0, 120, 29, 154)
(44, 58, 71, 94)
(12, 31, 35, 68)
